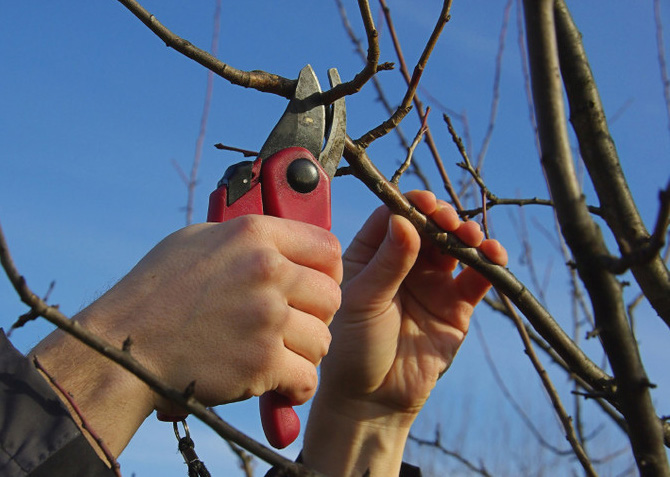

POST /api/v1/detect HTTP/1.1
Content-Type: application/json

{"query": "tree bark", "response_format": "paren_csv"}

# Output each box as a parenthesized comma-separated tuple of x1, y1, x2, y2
(522, 1, 670, 474)
(554, 0, 670, 329)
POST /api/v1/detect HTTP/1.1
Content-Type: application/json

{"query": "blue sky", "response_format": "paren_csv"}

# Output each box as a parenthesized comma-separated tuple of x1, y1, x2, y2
(2, 1, 670, 475)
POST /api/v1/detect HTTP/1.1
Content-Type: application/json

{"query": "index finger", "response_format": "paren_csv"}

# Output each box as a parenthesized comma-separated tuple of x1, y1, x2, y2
(260, 215, 344, 284)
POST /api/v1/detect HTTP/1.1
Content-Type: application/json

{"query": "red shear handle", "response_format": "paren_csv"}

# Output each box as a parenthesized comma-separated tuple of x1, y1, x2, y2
(207, 147, 331, 449)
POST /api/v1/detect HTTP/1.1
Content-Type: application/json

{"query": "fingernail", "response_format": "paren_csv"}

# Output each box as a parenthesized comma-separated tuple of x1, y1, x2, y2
(388, 215, 399, 244)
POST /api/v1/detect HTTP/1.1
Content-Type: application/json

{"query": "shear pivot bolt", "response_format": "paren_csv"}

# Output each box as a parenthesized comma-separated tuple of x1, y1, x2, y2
(287, 158, 319, 194)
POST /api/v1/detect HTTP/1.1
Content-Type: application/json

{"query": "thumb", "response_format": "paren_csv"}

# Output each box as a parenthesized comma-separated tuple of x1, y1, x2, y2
(345, 215, 421, 310)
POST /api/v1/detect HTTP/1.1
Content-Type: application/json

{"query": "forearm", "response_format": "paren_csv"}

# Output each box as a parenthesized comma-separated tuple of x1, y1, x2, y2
(0, 330, 117, 476)
(29, 307, 154, 458)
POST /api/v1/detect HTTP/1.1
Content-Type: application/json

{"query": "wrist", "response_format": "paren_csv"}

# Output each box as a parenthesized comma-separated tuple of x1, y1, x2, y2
(302, 391, 414, 477)
(30, 309, 155, 458)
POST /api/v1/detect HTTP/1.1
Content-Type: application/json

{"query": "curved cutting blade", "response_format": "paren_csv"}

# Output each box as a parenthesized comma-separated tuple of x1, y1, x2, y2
(319, 69, 347, 179)
(258, 65, 325, 161)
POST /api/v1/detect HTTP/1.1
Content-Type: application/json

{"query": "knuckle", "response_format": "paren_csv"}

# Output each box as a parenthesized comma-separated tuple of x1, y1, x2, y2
(298, 367, 319, 401)
(324, 278, 342, 317)
(248, 248, 286, 284)
(312, 230, 343, 278)
(323, 231, 342, 260)
(251, 293, 290, 328)
(316, 321, 332, 358)
(229, 215, 268, 242)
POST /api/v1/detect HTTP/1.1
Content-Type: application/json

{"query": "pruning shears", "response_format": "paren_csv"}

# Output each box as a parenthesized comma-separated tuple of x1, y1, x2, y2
(209, 65, 346, 449)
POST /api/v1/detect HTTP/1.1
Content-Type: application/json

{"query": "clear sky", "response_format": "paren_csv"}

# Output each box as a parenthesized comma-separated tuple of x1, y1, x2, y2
(2, 1, 669, 475)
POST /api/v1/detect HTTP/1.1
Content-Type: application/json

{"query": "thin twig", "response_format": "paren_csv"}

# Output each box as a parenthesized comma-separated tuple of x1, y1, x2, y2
(209, 408, 255, 477)
(373, 0, 463, 210)
(320, 0, 383, 105)
(459, 196, 602, 219)
(473, 320, 574, 456)
(408, 431, 492, 477)
(115, 0, 295, 97)
(391, 107, 430, 185)
(214, 143, 259, 158)
(498, 293, 597, 476)
(654, 0, 670, 139)
(356, 0, 452, 149)
(444, 113, 494, 202)
(475, 0, 514, 171)
(9, 281, 56, 335)
(334, 0, 432, 190)
(181, 0, 222, 226)
(507, 207, 548, 304)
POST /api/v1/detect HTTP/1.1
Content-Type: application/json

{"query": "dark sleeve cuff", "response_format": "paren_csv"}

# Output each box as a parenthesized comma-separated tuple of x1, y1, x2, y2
(264, 451, 422, 476)
(0, 330, 114, 477)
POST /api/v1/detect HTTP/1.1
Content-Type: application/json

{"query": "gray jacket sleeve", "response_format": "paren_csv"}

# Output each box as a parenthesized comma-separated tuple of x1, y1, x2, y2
(0, 330, 115, 477)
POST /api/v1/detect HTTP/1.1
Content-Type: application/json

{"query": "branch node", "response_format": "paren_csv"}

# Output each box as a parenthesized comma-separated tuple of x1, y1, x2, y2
(641, 377, 658, 389)
(376, 62, 395, 72)
(184, 380, 197, 399)
(585, 327, 601, 340)
(122, 336, 133, 352)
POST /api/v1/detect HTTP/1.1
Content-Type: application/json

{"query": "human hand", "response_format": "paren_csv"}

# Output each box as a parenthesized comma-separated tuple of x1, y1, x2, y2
(319, 190, 506, 423)
(303, 191, 507, 476)
(32, 215, 342, 455)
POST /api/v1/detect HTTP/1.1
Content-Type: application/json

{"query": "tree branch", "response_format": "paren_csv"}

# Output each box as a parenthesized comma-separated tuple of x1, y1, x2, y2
(343, 137, 613, 395)
(497, 294, 596, 476)
(523, 1, 669, 474)
(320, 0, 382, 104)
(391, 107, 430, 185)
(374, 0, 463, 210)
(115, 0, 296, 97)
(554, 0, 670, 329)
(408, 430, 493, 477)
(334, 0, 432, 190)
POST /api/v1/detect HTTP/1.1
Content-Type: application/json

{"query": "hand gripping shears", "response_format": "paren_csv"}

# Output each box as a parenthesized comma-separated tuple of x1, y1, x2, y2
(209, 65, 346, 448)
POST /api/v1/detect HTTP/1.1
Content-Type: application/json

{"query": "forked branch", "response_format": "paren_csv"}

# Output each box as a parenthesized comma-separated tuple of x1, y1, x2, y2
(523, 1, 669, 473)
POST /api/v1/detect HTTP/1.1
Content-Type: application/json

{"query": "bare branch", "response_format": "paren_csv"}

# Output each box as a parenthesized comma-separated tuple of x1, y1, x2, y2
(9, 281, 56, 335)
(391, 107, 430, 185)
(604, 179, 670, 274)
(654, 0, 670, 138)
(372, 0, 463, 210)
(524, 1, 669, 473)
(214, 143, 259, 158)
(515, 0, 541, 156)
(343, 137, 613, 396)
(209, 408, 255, 477)
(554, 0, 670, 329)
(496, 294, 597, 476)
(444, 113, 494, 202)
(320, 0, 382, 104)
(408, 430, 493, 477)
(473, 320, 574, 456)
(334, 0, 432, 190)
(115, 0, 296, 97)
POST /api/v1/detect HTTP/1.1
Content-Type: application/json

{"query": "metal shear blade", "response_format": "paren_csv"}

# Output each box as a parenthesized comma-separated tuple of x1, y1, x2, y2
(257, 65, 346, 179)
